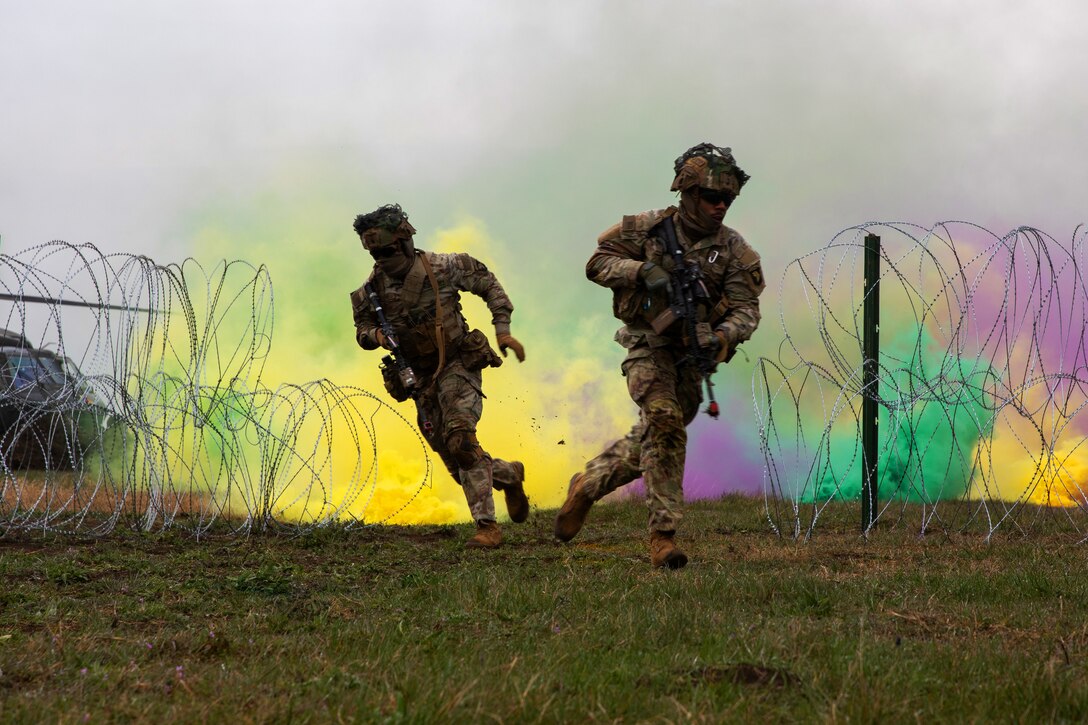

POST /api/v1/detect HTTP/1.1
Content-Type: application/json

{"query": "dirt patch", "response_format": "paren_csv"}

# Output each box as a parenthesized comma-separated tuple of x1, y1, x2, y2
(689, 663, 802, 689)
(3, 477, 214, 517)
(402, 528, 458, 543)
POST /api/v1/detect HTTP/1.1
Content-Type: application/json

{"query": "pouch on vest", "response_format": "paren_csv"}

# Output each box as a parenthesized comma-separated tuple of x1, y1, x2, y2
(399, 326, 438, 360)
(611, 288, 644, 325)
(459, 328, 503, 371)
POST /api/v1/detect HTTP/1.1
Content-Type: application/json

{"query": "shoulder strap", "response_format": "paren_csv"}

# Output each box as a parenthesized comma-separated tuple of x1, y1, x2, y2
(656, 214, 682, 260)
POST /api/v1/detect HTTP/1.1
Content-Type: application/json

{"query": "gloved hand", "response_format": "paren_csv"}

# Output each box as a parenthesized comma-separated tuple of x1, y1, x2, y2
(713, 324, 742, 363)
(696, 323, 734, 364)
(694, 322, 718, 350)
(497, 333, 526, 362)
(375, 330, 394, 350)
(714, 330, 731, 363)
(638, 262, 671, 293)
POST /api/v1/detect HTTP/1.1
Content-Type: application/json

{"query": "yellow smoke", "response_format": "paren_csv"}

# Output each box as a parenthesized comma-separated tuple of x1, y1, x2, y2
(180, 211, 630, 524)
(977, 427, 1088, 508)
(969, 351, 1088, 507)
(430, 216, 633, 513)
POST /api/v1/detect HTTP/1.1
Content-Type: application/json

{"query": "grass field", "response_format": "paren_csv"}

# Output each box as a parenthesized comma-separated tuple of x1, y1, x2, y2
(2, 494, 1088, 723)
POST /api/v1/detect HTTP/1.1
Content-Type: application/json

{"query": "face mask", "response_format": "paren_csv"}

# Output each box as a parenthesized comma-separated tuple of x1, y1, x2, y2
(376, 252, 413, 278)
(677, 192, 721, 238)
(366, 226, 416, 278)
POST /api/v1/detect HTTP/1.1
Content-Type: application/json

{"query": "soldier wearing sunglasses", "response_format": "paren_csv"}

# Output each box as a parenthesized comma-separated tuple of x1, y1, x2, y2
(555, 143, 765, 569)
(350, 204, 529, 548)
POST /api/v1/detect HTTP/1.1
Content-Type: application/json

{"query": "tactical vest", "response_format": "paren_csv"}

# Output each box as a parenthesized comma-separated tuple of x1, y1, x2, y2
(605, 209, 760, 335)
(371, 252, 500, 375)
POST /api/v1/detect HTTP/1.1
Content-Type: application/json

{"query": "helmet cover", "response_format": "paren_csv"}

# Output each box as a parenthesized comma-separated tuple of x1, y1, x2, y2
(353, 204, 417, 251)
(670, 143, 750, 195)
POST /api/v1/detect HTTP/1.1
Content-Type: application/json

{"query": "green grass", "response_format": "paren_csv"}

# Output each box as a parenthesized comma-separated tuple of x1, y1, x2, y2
(3, 495, 1088, 722)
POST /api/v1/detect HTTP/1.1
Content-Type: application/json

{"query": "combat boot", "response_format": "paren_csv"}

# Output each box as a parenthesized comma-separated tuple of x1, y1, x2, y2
(650, 530, 688, 569)
(502, 461, 530, 523)
(466, 520, 503, 549)
(554, 473, 593, 542)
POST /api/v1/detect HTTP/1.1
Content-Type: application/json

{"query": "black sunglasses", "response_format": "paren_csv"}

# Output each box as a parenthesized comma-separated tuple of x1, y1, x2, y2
(698, 188, 735, 205)
(369, 246, 400, 259)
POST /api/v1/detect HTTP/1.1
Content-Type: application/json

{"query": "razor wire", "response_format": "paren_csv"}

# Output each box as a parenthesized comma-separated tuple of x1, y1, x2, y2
(757, 221, 1088, 541)
(0, 241, 433, 537)
(12, 224, 1088, 540)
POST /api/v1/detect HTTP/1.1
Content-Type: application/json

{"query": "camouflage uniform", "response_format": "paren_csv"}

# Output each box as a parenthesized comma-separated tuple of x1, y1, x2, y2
(580, 208, 764, 531)
(351, 249, 522, 524)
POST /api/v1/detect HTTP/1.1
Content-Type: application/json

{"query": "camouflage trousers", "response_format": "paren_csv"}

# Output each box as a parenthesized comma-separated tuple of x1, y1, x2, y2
(579, 346, 702, 532)
(415, 359, 520, 524)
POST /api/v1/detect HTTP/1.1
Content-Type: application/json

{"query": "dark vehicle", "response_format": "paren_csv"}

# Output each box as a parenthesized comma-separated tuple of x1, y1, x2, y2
(0, 329, 114, 471)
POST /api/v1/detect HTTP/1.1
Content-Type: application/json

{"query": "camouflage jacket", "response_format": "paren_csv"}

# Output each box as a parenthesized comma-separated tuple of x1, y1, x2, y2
(351, 250, 513, 367)
(587, 206, 764, 352)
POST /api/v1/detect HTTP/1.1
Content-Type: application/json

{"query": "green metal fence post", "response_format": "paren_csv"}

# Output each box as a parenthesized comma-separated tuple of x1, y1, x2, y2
(862, 233, 881, 533)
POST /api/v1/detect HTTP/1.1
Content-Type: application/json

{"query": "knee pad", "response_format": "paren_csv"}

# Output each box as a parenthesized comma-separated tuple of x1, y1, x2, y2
(447, 429, 485, 469)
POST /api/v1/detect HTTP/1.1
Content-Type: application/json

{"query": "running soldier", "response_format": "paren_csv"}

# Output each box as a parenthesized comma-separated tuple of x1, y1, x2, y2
(351, 204, 529, 548)
(554, 143, 765, 568)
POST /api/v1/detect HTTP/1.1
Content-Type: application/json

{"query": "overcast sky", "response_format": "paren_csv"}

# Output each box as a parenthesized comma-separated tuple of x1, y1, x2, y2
(4, 0, 1086, 262)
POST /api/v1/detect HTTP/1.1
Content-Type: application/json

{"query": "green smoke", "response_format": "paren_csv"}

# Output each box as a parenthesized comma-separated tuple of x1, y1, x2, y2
(810, 324, 997, 503)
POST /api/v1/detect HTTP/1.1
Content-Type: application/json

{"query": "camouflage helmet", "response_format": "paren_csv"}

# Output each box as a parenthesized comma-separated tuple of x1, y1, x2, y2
(352, 203, 417, 250)
(670, 142, 750, 195)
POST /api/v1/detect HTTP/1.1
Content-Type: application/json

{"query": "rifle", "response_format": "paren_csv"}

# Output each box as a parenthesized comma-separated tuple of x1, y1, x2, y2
(364, 282, 433, 434)
(654, 216, 720, 419)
